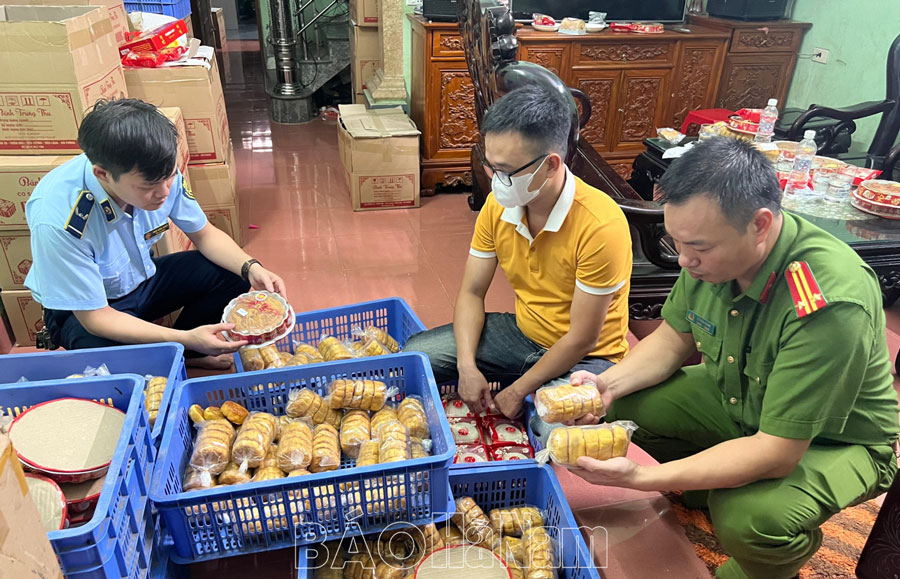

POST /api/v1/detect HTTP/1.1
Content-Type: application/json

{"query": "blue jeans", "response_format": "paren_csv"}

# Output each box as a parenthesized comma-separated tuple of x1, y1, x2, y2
(405, 313, 615, 440)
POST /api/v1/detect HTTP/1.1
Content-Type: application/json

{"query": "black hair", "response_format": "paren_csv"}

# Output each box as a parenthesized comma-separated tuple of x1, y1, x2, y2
(77, 98, 178, 183)
(657, 136, 782, 228)
(481, 85, 570, 158)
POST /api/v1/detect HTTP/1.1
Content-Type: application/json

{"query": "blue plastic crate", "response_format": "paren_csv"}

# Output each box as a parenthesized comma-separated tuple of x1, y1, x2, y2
(124, 0, 190, 19)
(449, 464, 602, 579)
(296, 464, 601, 579)
(0, 375, 154, 578)
(233, 298, 427, 372)
(0, 342, 186, 444)
(437, 380, 538, 469)
(151, 353, 456, 562)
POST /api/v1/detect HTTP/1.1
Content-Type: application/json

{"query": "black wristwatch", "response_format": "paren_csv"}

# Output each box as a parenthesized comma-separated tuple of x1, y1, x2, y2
(241, 259, 261, 281)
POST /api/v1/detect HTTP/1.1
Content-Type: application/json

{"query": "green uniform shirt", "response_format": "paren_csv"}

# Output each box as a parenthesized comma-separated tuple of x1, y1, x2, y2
(662, 212, 900, 446)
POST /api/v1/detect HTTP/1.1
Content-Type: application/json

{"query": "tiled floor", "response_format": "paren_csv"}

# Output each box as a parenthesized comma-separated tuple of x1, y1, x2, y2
(211, 38, 900, 578)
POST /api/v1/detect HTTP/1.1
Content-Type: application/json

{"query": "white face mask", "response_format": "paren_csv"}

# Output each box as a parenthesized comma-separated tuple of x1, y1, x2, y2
(491, 156, 550, 209)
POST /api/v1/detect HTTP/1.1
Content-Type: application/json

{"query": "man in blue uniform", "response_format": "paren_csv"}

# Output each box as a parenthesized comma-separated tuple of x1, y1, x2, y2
(25, 99, 286, 369)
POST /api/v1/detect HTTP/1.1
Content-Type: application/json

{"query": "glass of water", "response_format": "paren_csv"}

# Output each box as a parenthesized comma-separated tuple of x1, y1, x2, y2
(777, 149, 795, 172)
(812, 168, 834, 194)
(825, 168, 854, 203)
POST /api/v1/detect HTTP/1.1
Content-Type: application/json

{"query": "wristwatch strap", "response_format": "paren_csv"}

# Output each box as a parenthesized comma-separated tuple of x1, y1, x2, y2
(241, 259, 261, 281)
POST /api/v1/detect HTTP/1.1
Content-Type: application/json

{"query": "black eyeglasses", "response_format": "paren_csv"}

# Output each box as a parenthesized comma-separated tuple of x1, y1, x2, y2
(481, 153, 548, 186)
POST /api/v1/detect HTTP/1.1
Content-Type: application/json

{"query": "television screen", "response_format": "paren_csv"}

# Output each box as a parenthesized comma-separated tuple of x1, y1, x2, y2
(511, 0, 687, 22)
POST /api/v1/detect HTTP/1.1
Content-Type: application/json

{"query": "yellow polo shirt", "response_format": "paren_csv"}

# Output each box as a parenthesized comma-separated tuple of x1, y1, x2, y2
(470, 168, 632, 362)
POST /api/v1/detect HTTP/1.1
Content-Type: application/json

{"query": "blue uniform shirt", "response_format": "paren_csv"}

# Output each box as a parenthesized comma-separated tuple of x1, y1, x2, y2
(24, 154, 208, 311)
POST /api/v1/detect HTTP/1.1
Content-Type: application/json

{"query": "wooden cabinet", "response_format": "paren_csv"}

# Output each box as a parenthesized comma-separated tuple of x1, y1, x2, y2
(618, 68, 671, 151)
(670, 41, 728, 130)
(409, 16, 731, 194)
(689, 15, 811, 111)
(572, 70, 619, 152)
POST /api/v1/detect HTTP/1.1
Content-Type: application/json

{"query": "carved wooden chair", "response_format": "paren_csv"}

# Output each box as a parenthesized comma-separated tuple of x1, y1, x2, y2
(457, 0, 679, 285)
(856, 467, 900, 578)
(788, 33, 900, 170)
(884, 140, 900, 180)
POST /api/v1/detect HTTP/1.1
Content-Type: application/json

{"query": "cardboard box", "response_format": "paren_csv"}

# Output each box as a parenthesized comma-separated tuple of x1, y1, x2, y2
(351, 24, 381, 97)
(0, 229, 32, 290)
(158, 107, 190, 175)
(186, 145, 237, 206)
(0, 155, 75, 229)
(123, 47, 231, 164)
(1, 289, 42, 346)
(0, 5, 127, 155)
(211, 7, 226, 51)
(350, 0, 378, 26)
(338, 104, 421, 211)
(0, 433, 64, 579)
(204, 204, 241, 245)
(3, 0, 129, 45)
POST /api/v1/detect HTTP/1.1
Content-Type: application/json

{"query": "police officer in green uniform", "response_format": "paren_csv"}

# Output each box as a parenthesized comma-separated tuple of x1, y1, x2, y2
(568, 138, 899, 579)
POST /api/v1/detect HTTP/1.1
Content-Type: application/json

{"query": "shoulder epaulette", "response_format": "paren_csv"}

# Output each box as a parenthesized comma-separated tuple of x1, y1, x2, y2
(785, 261, 827, 318)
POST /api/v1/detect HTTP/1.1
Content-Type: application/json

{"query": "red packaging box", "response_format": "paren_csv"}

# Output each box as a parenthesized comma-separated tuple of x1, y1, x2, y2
(483, 417, 529, 446)
(118, 20, 187, 58)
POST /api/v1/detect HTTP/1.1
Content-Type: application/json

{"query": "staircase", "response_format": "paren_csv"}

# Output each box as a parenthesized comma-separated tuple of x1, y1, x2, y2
(263, 0, 351, 123)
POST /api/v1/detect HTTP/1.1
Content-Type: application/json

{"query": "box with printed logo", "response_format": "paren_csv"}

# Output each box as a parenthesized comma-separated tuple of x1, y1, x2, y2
(350, 0, 378, 26)
(351, 24, 381, 97)
(0, 5, 127, 155)
(123, 47, 231, 164)
(338, 104, 420, 211)
(0, 156, 76, 229)
(1, 289, 42, 346)
(203, 204, 241, 246)
(0, 229, 32, 290)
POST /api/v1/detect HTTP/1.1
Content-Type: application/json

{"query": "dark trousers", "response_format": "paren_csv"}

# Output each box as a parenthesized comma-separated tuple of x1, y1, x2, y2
(43, 251, 250, 357)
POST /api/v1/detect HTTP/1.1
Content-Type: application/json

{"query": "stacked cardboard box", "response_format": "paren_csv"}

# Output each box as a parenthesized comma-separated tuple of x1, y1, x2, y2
(350, 21, 381, 104)
(125, 47, 242, 246)
(0, 5, 126, 344)
(124, 48, 230, 164)
(187, 145, 241, 245)
(350, 0, 379, 27)
(338, 104, 421, 211)
(3, 0, 129, 45)
(0, 107, 190, 344)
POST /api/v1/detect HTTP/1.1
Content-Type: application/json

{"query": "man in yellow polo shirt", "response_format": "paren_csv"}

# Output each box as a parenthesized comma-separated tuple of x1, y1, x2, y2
(405, 85, 632, 420)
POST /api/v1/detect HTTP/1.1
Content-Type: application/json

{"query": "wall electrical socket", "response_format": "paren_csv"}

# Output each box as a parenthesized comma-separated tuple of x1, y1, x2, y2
(812, 48, 830, 64)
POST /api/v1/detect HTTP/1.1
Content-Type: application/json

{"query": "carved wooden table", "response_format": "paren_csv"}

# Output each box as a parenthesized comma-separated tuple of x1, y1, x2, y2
(409, 15, 731, 195)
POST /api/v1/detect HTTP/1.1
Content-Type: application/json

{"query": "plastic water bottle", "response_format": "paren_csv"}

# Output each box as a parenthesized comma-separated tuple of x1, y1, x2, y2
(754, 98, 779, 143)
(784, 130, 818, 196)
